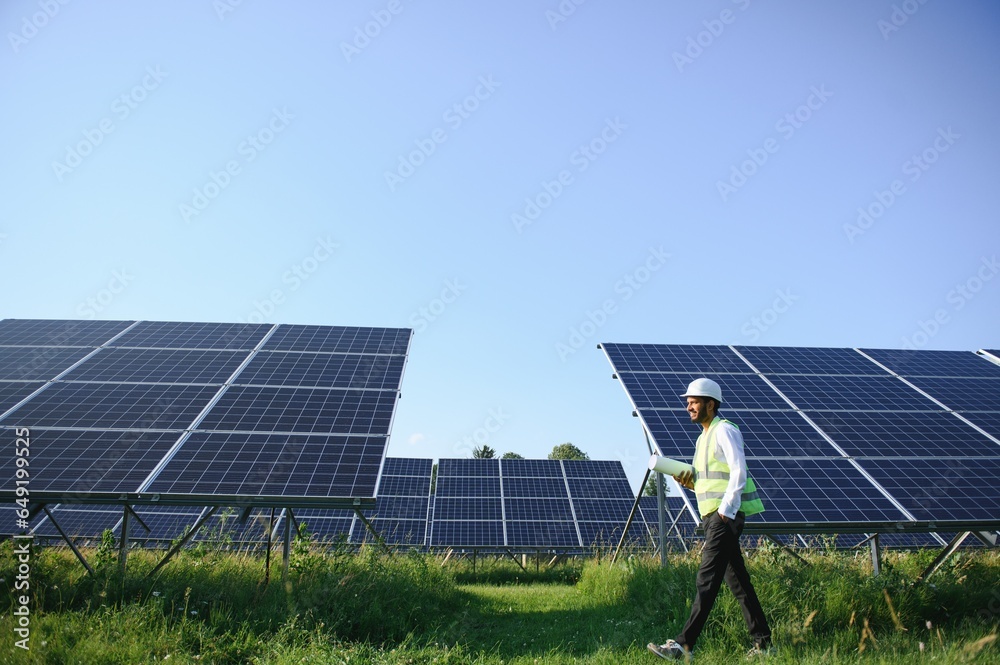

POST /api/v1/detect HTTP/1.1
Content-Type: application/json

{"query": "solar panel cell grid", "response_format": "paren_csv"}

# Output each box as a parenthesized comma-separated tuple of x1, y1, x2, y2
(146, 432, 385, 498)
(499, 458, 563, 476)
(198, 386, 397, 434)
(0, 347, 94, 380)
(506, 521, 578, 547)
(376, 475, 432, 497)
(504, 498, 574, 521)
(905, 376, 1000, 412)
(1, 383, 218, 429)
(502, 476, 567, 498)
(861, 349, 1000, 378)
(750, 459, 910, 524)
(561, 460, 629, 478)
(262, 325, 411, 355)
(434, 476, 501, 497)
(433, 497, 502, 520)
(766, 374, 943, 411)
(735, 346, 884, 375)
(0, 382, 46, 415)
(381, 457, 432, 477)
(856, 458, 1000, 522)
(602, 343, 751, 373)
(371, 496, 429, 520)
(567, 477, 634, 500)
(806, 411, 1000, 457)
(437, 458, 499, 477)
(234, 352, 405, 390)
(430, 520, 503, 547)
(63, 348, 248, 384)
(572, 498, 633, 522)
(109, 321, 270, 350)
(618, 372, 790, 410)
(357, 518, 425, 545)
(0, 319, 134, 347)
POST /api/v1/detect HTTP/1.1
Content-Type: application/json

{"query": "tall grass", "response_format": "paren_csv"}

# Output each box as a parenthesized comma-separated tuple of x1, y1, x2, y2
(0, 537, 997, 664)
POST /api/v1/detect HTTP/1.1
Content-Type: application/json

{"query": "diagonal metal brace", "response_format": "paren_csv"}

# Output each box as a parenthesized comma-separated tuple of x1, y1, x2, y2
(146, 506, 218, 579)
(916, 531, 970, 585)
(43, 505, 94, 575)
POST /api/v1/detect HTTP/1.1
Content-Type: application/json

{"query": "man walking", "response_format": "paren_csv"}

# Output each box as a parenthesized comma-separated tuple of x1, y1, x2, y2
(648, 378, 772, 660)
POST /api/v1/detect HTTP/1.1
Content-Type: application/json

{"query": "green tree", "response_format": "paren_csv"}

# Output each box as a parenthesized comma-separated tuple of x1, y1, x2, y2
(472, 445, 496, 459)
(547, 442, 589, 461)
(643, 475, 659, 496)
(501, 452, 523, 459)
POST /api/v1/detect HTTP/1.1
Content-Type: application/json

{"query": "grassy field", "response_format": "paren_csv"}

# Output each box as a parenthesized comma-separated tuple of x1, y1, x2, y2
(0, 537, 997, 664)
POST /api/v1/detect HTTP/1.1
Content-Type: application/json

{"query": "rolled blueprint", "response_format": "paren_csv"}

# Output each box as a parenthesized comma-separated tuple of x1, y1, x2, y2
(649, 454, 695, 477)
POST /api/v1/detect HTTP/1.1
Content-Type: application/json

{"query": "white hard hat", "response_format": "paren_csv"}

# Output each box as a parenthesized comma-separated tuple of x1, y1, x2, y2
(680, 377, 722, 403)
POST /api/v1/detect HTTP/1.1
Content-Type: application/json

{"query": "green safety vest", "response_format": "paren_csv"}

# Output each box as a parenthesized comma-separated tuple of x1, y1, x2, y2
(693, 417, 765, 517)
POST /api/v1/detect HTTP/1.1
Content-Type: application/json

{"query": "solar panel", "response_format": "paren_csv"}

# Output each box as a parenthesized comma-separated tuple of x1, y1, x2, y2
(0, 383, 219, 429)
(234, 352, 406, 389)
(904, 377, 1000, 412)
(618, 372, 790, 410)
(262, 325, 411, 355)
(959, 412, 1000, 439)
(108, 321, 269, 350)
(0, 319, 412, 512)
(0, 319, 134, 347)
(749, 458, 910, 525)
(425, 458, 638, 550)
(62, 348, 247, 384)
(0, 381, 45, 413)
(0, 427, 180, 493)
(0, 347, 94, 380)
(735, 346, 883, 375)
(146, 432, 385, 499)
(640, 409, 840, 459)
(600, 343, 752, 374)
(861, 349, 1000, 378)
(856, 458, 1000, 523)
(196, 386, 398, 434)
(806, 411, 1000, 458)
(602, 343, 1000, 535)
(766, 374, 942, 411)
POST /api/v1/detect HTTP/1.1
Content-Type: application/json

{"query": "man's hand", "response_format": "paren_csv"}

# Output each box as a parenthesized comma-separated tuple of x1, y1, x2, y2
(673, 468, 694, 490)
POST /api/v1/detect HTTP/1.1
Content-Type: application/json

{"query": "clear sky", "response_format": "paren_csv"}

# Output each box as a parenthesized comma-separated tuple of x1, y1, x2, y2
(3, 0, 998, 492)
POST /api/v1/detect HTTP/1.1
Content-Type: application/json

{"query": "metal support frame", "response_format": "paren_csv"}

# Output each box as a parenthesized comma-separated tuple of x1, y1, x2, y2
(917, 532, 970, 584)
(502, 548, 527, 572)
(869, 533, 881, 576)
(611, 467, 650, 566)
(118, 505, 130, 574)
(42, 505, 94, 575)
(146, 506, 218, 579)
(352, 507, 391, 554)
(764, 535, 809, 566)
(282, 507, 292, 583)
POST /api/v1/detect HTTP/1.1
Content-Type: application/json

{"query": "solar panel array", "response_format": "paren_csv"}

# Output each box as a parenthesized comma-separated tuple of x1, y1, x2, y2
(429, 458, 645, 550)
(0, 319, 412, 514)
(602, 343, 1000, 533)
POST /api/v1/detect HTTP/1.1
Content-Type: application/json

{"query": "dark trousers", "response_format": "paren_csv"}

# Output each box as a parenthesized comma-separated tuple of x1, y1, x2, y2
(676, 511, 770, 649)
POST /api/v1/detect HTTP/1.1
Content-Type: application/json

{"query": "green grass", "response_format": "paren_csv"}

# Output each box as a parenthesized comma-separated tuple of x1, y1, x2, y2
(0, 538, 997, 663)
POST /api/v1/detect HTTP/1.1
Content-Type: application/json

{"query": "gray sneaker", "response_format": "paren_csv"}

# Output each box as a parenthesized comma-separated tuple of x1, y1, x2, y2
(647, 640, 690, 660)
(746, 643, 774, 659)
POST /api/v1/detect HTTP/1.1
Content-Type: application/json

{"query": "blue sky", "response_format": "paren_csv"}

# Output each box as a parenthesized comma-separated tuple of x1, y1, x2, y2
(3, 0, 998, 491)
